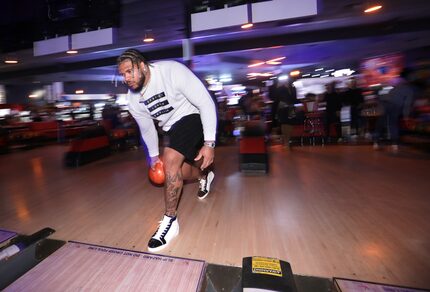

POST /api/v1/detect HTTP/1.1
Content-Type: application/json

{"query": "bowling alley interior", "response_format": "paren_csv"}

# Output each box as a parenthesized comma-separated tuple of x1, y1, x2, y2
(1, 0, 430, 291)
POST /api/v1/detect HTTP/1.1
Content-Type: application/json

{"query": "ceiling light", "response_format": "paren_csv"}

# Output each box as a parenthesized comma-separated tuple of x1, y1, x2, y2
(248, 61, 265, 68)
(249, 57, 286, 67)
(266, 57, 286, 63)
(219, 74, 232, 83)
(143, 30, 155, 43)
(266, 61, 281, 65)
(28, 89, 45, 99)
(364, 4, 382, 13)
(260, 73, 273, 77)
(241, 23, 253, 29)
(205, 77, 218, 84)
(66, 35, 79, 54)
(75, 90, 84, 94)
(4, 60, 18, 64)
(290, 70, 300, 77)
(208, 83, 223, 91)
(247, 72, 272, 77)
(242, 3, 254, 29)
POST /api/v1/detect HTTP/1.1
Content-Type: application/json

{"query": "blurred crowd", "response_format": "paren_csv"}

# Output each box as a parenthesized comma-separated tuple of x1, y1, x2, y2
(213, 67, 429, 150)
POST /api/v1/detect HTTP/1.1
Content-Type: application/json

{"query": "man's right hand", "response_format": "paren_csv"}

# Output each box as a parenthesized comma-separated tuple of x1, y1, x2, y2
(149, 156, 161, 169)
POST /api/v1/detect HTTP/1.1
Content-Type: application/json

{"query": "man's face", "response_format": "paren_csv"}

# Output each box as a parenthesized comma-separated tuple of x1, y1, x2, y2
(118, 59, 145, 92)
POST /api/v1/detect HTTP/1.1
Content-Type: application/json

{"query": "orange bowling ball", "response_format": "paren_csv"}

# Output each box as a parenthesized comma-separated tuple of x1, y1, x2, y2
(148, 160, 165, 185)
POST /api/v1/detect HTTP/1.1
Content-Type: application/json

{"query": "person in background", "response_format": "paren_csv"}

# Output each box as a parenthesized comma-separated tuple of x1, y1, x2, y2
(373, 68, 415, 152)
(240, 89, 263, 120)
(216, 98, 233, 144)
(272, 78, 298, 148)
(323, 81, 342, 142)
(102, 96, 121, 130)
(343, 77, 364, 137)
(117, 49, 217, 252)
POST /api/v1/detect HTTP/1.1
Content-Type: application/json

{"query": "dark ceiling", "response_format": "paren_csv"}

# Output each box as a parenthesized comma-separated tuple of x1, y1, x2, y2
(0, 0, 121, 53)
(1, 0, 430, 85)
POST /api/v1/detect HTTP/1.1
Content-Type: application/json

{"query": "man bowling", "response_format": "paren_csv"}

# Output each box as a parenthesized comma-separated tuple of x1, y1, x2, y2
(117, 49, 217, 252)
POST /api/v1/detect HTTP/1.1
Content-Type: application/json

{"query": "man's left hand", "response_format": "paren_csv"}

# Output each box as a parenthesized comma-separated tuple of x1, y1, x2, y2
(194, 145, 215, 170)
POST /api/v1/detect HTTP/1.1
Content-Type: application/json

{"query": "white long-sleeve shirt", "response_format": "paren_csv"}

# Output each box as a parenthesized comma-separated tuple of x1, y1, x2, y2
(127, 60, 217, 158)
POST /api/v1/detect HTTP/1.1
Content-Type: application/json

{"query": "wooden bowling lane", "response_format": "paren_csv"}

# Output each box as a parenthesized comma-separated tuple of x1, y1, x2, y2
(1, 144, 430, 289)
(4, 241, 205, 291)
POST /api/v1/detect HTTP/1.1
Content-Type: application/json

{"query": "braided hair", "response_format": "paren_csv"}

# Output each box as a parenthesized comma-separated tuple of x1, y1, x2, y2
(116, 49, 151, 88)
(117, 49, 150, 67)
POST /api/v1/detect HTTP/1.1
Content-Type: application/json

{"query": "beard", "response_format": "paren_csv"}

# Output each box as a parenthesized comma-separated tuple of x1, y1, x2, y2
(129, 70, 146, 93)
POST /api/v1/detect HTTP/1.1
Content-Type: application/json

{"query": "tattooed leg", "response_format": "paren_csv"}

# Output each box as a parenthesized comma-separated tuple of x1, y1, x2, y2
(162, 147, 186, 217)
(164, 170, 182, 217)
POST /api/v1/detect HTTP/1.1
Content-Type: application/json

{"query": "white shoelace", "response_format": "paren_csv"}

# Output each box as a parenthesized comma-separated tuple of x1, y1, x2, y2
(153, 218, 172, 239)
(199, 177, 207, 191)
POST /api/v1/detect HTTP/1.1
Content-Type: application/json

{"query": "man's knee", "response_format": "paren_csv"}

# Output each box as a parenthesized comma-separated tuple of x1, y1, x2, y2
(163, 148, 184, 172)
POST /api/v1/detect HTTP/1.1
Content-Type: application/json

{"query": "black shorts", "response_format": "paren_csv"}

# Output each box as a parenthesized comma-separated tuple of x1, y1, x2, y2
(167, 114, 203, 163)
